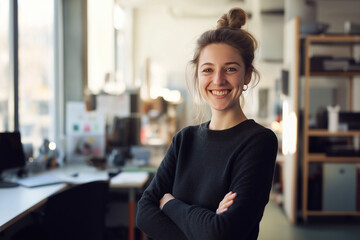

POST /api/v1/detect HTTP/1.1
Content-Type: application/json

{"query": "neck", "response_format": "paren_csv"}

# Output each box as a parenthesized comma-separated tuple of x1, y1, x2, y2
(209, 105, 247, 130)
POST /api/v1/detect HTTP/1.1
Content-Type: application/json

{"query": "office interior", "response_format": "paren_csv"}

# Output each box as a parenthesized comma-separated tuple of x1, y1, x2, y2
(1, 0, 360, 239)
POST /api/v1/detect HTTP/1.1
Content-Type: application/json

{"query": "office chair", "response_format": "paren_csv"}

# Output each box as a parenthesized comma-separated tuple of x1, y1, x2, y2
(12, 181, 109, 240)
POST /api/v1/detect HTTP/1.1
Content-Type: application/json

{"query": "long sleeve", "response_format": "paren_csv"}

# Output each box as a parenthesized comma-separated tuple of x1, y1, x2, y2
(161, 130, 278, 240)
(136, 138, 187, 240)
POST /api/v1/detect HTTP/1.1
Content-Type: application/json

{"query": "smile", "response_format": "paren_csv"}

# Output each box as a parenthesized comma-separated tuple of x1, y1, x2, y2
(211, 90, 230, 96)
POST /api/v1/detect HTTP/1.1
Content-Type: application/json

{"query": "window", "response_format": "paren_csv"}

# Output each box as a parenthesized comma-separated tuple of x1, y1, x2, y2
(2, 0, 59, 155)
(0, 0, 10, 132)
(17, 0, 56, 150)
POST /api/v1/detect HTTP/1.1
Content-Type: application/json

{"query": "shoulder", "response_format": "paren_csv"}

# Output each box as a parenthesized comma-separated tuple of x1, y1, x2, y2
(173, 123, 203, 140)
(235, 121, 278, 166)
(243, 120, 278, 147)
(169, 123, 206, 151)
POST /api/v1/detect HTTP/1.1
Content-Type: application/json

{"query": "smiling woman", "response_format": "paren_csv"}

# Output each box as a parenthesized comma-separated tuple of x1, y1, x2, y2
(197, 43, 250, 116)
(136, 7, 278, 240)
(188, 8, 260, 124)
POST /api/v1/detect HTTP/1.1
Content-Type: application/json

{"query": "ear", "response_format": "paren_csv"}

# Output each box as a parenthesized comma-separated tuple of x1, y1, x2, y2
(244, 68, 252, 85)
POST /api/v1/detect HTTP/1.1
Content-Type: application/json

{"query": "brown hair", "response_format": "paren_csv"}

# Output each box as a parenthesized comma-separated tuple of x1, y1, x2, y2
(186, 8, 259, 123)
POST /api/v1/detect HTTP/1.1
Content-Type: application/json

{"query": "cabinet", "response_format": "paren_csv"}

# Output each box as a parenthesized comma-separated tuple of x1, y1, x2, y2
(302, 35, 360, 220)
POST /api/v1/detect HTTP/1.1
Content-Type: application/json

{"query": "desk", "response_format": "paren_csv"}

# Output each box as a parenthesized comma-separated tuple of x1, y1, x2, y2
(0, 162, 150, 240)
(0, 183, 67, 232)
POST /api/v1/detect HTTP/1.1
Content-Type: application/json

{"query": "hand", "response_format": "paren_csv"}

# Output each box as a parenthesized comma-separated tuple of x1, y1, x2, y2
(159, 193, 175, 210)
(216, 191, 237, 215)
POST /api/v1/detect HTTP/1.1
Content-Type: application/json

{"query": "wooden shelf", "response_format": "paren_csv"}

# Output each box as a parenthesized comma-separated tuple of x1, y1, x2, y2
(306, 35, 360, 44)
(306, 211, 360, 216)
(310, 72, 360, 77)
(308, 129, 360, 137)
(302, 34, 360, 221)
(308, 153, 360, 162)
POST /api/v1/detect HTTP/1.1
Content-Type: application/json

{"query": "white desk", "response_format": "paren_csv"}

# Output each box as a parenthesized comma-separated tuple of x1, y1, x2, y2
(0, 162, 150, 240)
(0, 183, 67, 232)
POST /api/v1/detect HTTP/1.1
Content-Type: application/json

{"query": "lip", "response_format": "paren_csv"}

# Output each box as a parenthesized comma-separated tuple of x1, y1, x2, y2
(209, 89, 231, 98)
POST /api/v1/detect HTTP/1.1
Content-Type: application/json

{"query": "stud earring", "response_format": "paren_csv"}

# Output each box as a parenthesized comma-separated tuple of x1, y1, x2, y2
(243, 84, 248, 91)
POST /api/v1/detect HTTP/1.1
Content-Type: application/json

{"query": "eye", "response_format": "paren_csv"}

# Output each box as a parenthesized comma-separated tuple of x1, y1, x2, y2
(202, 68, 212, 73)
(226, 67, 237, 72)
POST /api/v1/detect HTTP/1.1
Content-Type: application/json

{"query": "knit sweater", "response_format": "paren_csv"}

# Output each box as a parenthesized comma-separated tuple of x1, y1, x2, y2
(136, 119, 278, 240)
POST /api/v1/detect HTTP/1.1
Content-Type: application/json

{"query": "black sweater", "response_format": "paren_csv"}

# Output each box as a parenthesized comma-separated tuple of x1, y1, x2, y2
(136, 120, 278, 240)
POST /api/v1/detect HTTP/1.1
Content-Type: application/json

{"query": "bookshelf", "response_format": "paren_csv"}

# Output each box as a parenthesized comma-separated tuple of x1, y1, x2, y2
(302, 34, 360, 220)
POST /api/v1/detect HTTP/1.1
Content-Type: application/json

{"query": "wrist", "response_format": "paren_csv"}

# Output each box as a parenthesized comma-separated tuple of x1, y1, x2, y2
(160, 193, 175, 210)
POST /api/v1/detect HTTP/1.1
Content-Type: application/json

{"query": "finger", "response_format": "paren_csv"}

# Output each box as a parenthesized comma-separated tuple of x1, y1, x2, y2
(217, 192, 237, 212)
(222, 192, 237, 203)
(220, 192, 234, 202)
(219, 195, 236, 209)
(219, 193, 236, 207)
(221, 192, 233, 201)
(216, 207, 228, 215)
(219, 199, 233, 209)
(227, 192, 237, 199)
(218, 199, 234, 211)
(225, 191, 233, 197)
(223, 199, 234, 208)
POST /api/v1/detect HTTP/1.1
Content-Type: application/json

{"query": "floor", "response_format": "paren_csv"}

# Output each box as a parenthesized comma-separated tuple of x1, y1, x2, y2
(258, 200, 360, 240)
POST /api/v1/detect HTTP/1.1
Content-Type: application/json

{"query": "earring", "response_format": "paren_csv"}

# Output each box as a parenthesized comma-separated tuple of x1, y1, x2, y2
(243, 84, 248, 91)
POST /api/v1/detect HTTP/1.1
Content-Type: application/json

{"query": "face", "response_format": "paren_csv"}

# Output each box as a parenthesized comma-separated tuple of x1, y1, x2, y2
(197, 43, 251, 113)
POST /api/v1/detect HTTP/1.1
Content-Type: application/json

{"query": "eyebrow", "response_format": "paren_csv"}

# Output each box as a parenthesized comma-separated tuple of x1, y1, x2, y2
(200, 62, 241, 68)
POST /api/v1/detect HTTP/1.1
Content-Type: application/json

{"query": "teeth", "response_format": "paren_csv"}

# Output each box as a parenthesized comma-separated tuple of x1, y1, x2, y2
(212, 90, 229, 96)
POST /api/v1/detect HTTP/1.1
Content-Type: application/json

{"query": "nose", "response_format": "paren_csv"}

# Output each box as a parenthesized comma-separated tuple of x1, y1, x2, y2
(213, 70, 226, 85)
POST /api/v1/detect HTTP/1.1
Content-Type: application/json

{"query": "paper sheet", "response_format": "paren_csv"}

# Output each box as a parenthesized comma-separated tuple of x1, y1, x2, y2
(110, 172, 149, 184)
(17, 173, 65, 188)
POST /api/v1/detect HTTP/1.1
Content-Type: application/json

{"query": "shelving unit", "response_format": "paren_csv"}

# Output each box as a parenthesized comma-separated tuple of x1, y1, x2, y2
(302, 35, 360, 220)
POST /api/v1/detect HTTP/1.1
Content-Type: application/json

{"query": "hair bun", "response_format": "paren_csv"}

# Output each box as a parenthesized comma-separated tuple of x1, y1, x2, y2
(217, 8, 247, 29)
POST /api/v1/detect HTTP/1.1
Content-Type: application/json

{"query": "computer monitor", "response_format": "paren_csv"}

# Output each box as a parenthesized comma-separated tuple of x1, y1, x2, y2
(0, 131, 26, 188)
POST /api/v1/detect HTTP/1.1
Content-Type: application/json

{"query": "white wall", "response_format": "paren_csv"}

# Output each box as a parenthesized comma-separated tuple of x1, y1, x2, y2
(317, 0, 360, 34)
(129, 0, 360, 128)
(132, 2, 283, 127)
(88, 0, 115, 93)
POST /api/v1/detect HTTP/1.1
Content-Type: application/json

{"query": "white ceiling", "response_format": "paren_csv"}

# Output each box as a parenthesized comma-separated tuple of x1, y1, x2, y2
(117, 0, 251, 18)
(118, 0, 248, 9)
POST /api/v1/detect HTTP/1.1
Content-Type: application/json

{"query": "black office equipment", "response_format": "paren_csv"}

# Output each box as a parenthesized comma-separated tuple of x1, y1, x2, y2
(326, 145, 360, 157)
(0, 131, 26, 188)
(339, 111, 360, 130)
(42, 181, 109, 240)
(281, 69, 289, 96)
(13, 181, 109, 240)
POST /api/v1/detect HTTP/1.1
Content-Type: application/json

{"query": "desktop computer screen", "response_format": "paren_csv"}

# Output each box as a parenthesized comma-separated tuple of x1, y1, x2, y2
(0, 131, 26, 187)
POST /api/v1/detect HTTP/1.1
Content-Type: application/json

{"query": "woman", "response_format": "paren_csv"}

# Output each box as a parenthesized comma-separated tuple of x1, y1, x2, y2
(136, 8, 278, 240)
